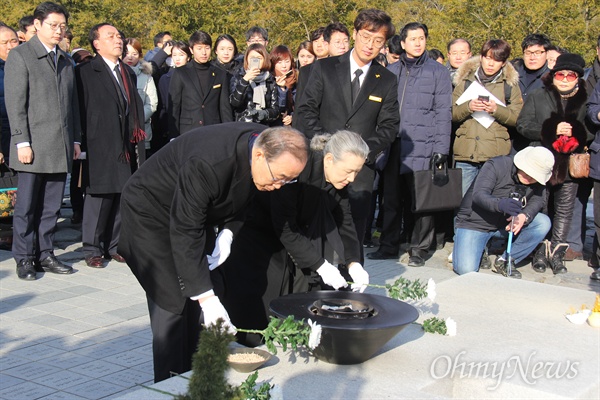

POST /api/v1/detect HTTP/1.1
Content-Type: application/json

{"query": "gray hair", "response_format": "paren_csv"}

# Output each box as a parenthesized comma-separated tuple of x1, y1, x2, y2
(310, 130, 369, 161)
(254, 126, 308, 164)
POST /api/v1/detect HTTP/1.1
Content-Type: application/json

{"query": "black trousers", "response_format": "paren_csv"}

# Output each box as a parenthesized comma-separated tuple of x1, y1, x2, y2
(82, 193, 121, 258)
(346, 164, 376, 263)
(147, 296, 202, 383)
(592, 180, 600, 266)
(12, 172, 66, 262)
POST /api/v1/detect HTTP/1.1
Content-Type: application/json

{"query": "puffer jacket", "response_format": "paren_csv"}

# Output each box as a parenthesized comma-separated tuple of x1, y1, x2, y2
(516, 75, 591, 185)
(131, 60, 158, 149)
(452, 57, 523, 163)
(388, 51, 452, 174)
(229, 68, 279, 124)
(456, 155, 545, 232)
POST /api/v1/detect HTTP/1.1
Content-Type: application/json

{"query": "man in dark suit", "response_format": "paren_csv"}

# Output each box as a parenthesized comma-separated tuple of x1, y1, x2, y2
(295, 8, 400, 261)
(118, 123, 308, 382)
(5, 2, 81, 280)
(75, 23, 146, 268)
(168, 30, 232, 138)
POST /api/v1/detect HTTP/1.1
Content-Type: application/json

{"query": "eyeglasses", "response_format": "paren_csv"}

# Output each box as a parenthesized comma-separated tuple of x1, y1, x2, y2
(265, 157, 297, 185)
(356, 31, 386, 49)
(44, 21, 68, 31)
(554, 71, 578, 82)
(524, 50, 546, 57)
(449, 51, 469, 56)
(330, 39, 349, 48)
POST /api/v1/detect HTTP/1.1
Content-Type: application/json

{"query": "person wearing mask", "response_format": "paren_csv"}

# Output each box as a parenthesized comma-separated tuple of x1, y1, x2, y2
(168, 30, 232, 138)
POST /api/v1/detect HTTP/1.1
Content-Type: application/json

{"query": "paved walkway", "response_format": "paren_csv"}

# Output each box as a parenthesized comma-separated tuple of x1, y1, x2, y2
(1, 205, 599, 399)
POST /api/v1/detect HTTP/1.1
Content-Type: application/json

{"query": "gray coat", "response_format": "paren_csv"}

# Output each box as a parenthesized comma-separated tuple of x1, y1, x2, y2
(4, 35, 80, 173)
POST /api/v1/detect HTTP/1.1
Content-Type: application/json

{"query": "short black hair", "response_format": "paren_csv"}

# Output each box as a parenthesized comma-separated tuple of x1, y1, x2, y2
(153, 31, 170, 47)
(521, 33, 551, 51)
(354, 9, 395, 39)
(399, 22, 428, 42)
(446, 38, 471, 53)
(428, 48, 444, 61)
(387, 35, 402, 55)
(33, 2, 69, 23)
(323, 22, 349, 43)
(546, 44, 567, 54)
(214, 33, 238, 55)
(310, 27, 326, 42)
(481, 39, 512, 62)
(245, 26, 268, 42)
(189, 30, 212, 48)
(88, 22, 112, 53)
(18, 15, 35, 32)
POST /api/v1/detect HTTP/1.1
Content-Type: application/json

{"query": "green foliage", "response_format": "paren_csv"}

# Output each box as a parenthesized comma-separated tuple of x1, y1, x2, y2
(238, 315, 312, 355)
(238, 371, 273, 400)
(385, 277, 429, 301)
(178, 320, 237, 400)
(422, 317, 448, 335)
(2, 0, 598, 62)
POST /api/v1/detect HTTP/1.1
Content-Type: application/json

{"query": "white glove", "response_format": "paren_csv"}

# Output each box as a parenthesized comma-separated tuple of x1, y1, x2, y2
(316, 261, 348, 290)
(207, 229, 233, 271)
(200, 295, 237, 334)
(348, 263, 369, 293)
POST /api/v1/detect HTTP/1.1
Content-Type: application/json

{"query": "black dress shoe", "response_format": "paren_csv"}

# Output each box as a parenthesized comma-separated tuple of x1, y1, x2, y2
(17, 259, 37, 280)
(590, 269, 600, 281)
(408, 255, 425, 267)
(366, 250, 398, 260)
(40, 256, 73, 274)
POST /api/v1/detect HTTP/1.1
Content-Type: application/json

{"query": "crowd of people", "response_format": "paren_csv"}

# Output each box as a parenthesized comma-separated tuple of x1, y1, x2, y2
(2, 1, 600, 383)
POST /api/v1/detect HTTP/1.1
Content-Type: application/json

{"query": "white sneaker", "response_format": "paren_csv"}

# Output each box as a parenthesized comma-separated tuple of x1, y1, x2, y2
(447, 252, 453, 263)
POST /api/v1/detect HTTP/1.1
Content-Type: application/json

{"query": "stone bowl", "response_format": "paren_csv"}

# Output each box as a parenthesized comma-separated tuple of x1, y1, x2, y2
(228, 347, 272, 373)
(270, 291, 419, 364)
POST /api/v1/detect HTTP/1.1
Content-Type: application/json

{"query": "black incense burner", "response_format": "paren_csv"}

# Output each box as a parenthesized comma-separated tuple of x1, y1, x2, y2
(270, 291, 419, 364)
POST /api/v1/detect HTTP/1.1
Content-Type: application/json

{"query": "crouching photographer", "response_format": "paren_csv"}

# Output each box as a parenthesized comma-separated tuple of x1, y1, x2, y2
(453, 147, 554, 278)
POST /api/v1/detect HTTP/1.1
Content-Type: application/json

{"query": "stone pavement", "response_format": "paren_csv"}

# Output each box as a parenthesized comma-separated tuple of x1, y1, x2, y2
(1, 205, 599, 399)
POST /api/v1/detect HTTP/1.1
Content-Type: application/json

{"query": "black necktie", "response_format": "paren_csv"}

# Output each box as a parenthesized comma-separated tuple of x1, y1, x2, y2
(352, 69, 363, 104)
(48, 50, 56, 69)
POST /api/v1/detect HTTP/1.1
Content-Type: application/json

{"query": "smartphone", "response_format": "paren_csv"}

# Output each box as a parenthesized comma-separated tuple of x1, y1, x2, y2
(283, 69, 293, 78)
(478, 95, 489, 102)
(249, 57, 261, 70)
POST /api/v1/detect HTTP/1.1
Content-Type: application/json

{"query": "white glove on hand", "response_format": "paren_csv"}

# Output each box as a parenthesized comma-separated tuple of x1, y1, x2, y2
(348, 263, 369, 293)
(200, 295, 237, 334)
(207, 229, 233, 271)
(316, 261, 348, 290)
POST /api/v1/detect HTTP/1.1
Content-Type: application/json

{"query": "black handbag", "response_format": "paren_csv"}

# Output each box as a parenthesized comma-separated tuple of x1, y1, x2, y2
(411, 159, 462, 213)
(0, 164, 18, 218)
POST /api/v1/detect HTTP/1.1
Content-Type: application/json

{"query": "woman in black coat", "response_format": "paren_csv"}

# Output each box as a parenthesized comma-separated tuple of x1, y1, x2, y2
(219, 130, 370, 346)
(516, 54, 592, 274)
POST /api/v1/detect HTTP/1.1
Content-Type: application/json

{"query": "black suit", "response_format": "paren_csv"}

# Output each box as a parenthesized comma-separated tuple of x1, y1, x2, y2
(118, 122, 266, 382)
(76, 56, 145, 259)
(168, 62, 233, 138)
(295, 50, 400, 260)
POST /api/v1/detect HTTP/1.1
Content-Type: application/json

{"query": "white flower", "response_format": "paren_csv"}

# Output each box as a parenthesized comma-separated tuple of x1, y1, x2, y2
(307, 319, 322, 350)
(445, 317, 457, 336)
(426, 278, 436, 302)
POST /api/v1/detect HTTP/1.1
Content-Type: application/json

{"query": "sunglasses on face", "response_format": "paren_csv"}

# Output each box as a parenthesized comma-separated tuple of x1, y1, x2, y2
(554, 71, 578, 82)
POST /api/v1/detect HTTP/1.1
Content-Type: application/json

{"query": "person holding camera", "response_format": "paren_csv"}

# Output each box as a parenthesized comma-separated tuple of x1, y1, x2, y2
(229, 43, 279, 124)
(452, 146, 554, 278)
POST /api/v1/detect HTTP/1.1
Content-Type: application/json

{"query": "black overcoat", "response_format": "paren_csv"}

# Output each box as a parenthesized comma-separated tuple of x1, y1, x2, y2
(118, 122, 266, 315)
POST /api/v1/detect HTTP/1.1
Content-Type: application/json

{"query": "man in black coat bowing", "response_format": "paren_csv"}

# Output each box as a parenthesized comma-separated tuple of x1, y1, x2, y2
(295, 9, 400, 262)
(118, 122, 308, 382)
